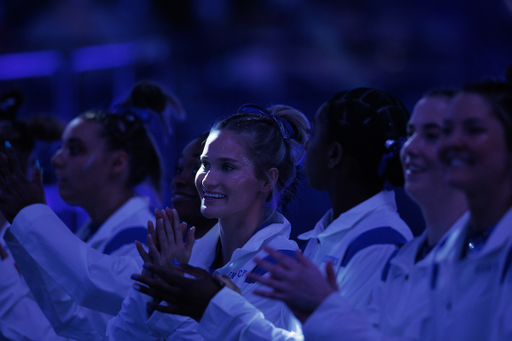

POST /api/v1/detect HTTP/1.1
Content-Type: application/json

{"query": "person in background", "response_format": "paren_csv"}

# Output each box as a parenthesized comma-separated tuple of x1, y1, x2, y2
(171, 132, 217, 239)
(0, 82, 179, 340)
(0, 89, 68, 340)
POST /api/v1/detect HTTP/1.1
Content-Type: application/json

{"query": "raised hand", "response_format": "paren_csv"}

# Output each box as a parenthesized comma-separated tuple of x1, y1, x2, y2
(136, 208, 195, 276)
(0, 142, 46, 223)
(246, 246, 338, 323)
(132, 262, 225, 322)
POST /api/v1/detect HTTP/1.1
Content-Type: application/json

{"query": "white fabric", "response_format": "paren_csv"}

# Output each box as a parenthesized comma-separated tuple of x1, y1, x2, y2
(430, 207, 512, 341)
(106, 210, 301, 341)
(192, 190, 412, 341)
(3, 197, 153, 340)
(490, 240, 512, 341)
(301, 214, 465, 341)
(0, 235, 69, 340)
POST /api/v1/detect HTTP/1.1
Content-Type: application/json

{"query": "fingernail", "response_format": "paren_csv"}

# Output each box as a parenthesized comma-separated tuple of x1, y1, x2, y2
(131, 274, 139, 280)
(142, 263, 149, 269)
(4, 141, 11, 148)
(133, 284, 140, 290)
(172, 260, 180, 265)
(36, 160, 41, 169)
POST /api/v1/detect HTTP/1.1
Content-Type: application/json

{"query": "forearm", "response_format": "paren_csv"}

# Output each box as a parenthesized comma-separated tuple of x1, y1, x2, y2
(6, 204, 141, 315)
(198, 288, 303, 341)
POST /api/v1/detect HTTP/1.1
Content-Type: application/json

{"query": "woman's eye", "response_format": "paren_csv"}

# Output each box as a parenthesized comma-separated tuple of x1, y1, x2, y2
(425, 132, 440, 142)
(174, 166, 183, 175)
(222, 164, 234, 172)
(68, 145, 83, 156)
(200, 161, 210, 170)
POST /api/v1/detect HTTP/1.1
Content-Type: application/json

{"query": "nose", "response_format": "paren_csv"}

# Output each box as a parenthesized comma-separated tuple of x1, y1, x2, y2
(401, 133, 419, 161)
(171, 170, 188, 190)
(51, 148, 64, 168)
(201, 168, 218, 189)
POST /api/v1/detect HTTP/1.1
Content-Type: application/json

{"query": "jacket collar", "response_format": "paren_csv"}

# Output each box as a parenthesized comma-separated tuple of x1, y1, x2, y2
(298, 190, 397, 240)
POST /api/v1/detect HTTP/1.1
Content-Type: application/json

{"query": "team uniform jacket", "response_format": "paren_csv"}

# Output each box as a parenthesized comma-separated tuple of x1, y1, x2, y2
(3, 197, 153, 340)
(430, 207, 512, 341)
(191, 190, 412, 341)
(0, 223, 69, 340)
(106, 210, 301, 341)
(301, 214, 467, 341)
(490, 237, 512, 341)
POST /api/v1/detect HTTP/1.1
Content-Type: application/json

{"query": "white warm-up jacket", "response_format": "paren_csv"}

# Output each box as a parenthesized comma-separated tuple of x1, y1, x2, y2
(3, 197, 153, 340)
(106, 210, 301, 341)
(191, 191, 412, 341)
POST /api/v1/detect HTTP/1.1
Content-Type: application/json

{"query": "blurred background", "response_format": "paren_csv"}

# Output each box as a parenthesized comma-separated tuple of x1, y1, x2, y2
(1, 0, 511, 243)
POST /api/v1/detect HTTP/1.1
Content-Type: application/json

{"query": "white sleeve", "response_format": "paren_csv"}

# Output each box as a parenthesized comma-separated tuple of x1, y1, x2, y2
(302, 292, 382, 341)
(0, 256, 68, 341)
(197, 287, 303, 341)
(4, 232, 116, 340)
(5, 204, 141, 315)
(107, 285, 201, 341)
(336, 244, 398, 311)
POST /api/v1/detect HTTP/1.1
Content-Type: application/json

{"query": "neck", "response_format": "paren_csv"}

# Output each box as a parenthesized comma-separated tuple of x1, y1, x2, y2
(83, 186, 134, 225)
(218, 203, 266, 266)
(329, 181, 381, 220)
(192, 219, 218, 239)
(466, 187, 512, 233)
(420, 191, 467, 246)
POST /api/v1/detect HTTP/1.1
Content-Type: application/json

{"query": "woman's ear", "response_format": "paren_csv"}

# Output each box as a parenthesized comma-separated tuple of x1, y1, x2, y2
(262, 168, 279, 193)
(327, 142, 343, 169)
(110, 150, 129, 176)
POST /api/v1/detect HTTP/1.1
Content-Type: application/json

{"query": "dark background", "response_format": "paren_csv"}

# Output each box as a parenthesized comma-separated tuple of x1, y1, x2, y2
(1, 0, 511, 242)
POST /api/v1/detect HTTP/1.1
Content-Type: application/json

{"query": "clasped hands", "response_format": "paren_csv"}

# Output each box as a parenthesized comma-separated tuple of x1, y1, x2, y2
(133, 208, 231, 321)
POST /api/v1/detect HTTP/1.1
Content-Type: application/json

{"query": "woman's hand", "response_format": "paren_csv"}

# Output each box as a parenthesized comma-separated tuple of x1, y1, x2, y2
(246, 246, 338, 323)
(0, 143, 46, 223)
(132, 262, 224, 322)
(136, 208, 195, 277)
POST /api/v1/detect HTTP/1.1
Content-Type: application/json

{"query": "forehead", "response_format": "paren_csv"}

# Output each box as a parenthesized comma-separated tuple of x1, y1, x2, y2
(181, 138, 204, 159)
(446, 93, 493, 121)
(409, 96, 451, 126)
(203, 130, 249, 159)
(62, 118, 103, 143)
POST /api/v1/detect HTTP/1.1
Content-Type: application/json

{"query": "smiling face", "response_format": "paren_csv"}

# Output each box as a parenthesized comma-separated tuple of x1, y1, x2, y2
(195, 129, 268, 221)
(401, 95, 451, 203)
(51, 117, 113, 206)
(171, 137, 207, 226)
(438, 92, 512, 194)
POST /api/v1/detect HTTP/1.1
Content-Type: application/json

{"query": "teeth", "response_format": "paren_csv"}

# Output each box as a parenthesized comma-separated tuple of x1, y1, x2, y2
(405, 164, 424, 174)
(204, 192, 226, 199)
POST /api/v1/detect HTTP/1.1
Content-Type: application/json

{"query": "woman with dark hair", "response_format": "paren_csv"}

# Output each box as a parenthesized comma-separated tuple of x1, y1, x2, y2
(0, 82, 181, 340)
(106, 103, 310, 340)
(127, 88, 413, 341)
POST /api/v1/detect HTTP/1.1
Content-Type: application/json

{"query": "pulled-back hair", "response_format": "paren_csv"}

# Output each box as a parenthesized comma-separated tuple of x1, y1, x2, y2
(211, 104, 310, 211)
(319, 87, 410, 187)
(78, 81, 182, 196)
(461, 66, 512, 150)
